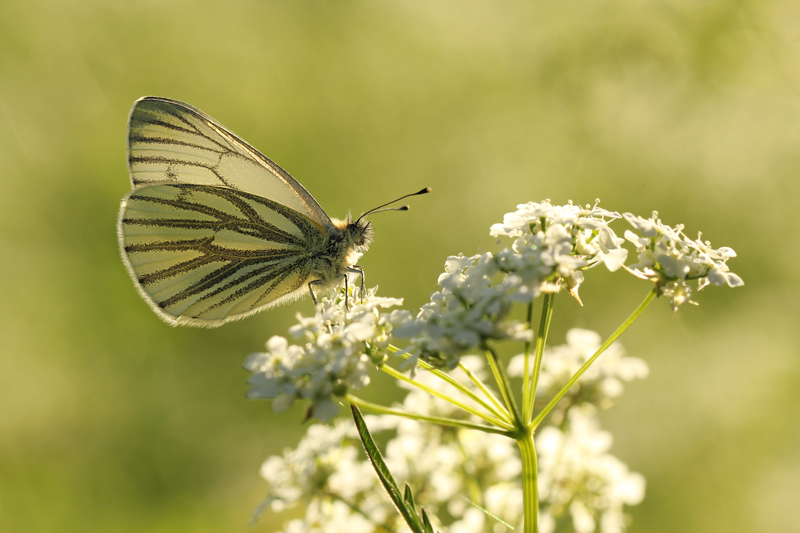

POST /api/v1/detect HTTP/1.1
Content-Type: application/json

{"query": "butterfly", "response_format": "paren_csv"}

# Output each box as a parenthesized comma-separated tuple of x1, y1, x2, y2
(118, 97, 428, 327)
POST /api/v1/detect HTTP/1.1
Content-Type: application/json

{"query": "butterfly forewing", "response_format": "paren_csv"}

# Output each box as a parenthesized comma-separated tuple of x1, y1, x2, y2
(127, 97, 334, 232)
(120, 182, 326, 326)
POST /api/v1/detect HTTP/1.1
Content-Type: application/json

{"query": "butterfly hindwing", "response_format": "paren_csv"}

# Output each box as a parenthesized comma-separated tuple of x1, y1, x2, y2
(119, 183, 326, 326)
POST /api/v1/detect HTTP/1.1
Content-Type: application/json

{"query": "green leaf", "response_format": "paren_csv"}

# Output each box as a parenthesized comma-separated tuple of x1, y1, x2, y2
(404, 483, 417, 511)
(421, 508, 435, 533)
(350, 404, 426, 533)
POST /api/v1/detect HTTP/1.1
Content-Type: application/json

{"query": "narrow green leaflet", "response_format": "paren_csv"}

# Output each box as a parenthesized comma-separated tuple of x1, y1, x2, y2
(421, 508, 435, 533)
(350, 404, 428, 533)
(404, 484, 417, 513)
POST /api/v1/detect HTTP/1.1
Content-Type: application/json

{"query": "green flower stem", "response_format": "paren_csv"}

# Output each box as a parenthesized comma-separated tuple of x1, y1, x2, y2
(517, 428, 539, 533)
(380, 364, 515, 430)
(521, 301, 535, 424)
(387, 347, 511, 424)
(530, 288, 657, 429)
(526, 294, 555, 423)
(456, 361, 513, 424)
(484, 347, 524, 430)
(345, 395, 512, 436)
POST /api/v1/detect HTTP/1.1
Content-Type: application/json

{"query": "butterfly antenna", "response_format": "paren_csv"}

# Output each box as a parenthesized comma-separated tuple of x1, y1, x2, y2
(356, 187, 431, 224)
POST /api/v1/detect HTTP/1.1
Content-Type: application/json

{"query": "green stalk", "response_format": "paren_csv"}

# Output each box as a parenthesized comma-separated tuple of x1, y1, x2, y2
(456, 361, 512, 424)
(526, 294, 554, 422)
(345, 395, 512, 436)
(517, 428, 539, 533)
(381, 363, 514, 430)
(521, 301, 534, 424)
(484, 347, 523, 428)
(530, 288, 656, 429)
(389, 347, 512, 424)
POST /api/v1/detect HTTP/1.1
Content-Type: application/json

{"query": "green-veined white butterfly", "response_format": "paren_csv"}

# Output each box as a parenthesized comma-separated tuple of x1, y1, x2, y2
(118, 96, 428, 327)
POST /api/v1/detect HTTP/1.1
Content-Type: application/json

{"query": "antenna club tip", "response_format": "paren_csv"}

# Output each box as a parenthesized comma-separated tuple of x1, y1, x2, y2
(360, 188, 429, 220)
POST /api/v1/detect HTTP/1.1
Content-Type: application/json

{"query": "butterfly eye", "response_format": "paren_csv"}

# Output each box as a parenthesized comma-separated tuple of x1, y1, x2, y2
(348, 220, 373, 248)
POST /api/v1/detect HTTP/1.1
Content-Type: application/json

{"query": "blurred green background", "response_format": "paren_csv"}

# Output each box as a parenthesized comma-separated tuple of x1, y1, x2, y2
(1, 0, 798, 531)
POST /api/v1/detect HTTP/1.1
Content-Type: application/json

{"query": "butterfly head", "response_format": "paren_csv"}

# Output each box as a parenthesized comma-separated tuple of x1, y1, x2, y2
(330, 188, 431, 272)
(333, 216, 374, 252)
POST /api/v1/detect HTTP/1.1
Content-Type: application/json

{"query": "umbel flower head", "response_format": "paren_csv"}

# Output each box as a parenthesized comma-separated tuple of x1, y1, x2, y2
(244, 288, 411, 421)
(394, 253, 534, 370)
(489, 200, 628, 299)
(622, 212, 744, 311)
(245, 198, 743, 533)
(395, 200, 628, 371)
(255, 356, 645, 533)
(247, 199, 743, 418)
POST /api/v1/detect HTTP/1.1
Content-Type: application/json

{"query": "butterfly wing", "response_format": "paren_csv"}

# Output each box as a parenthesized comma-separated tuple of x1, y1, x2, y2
(126, 96, 335, 232)
(119, 97, 332, 326)
(119, 183, 328, 326)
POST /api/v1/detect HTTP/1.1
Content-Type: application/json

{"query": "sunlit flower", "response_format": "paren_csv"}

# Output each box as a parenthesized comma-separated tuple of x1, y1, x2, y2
(397, 201, 629, 371)
(623, 212, 743, 310)
(244, 287, 408, 420)
(257, 357, 644, 533)
(395, 253, 533, 370)
(245, 199, 743, 533)
(490, 200, 626, 299)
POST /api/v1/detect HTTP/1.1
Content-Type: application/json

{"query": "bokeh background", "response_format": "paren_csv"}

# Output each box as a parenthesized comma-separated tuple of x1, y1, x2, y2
(1, 0, 798, 531)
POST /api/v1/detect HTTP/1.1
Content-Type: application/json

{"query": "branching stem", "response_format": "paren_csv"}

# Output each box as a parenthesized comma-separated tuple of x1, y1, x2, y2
(346, 395, 512, 436)
(530, 288, 656, 429)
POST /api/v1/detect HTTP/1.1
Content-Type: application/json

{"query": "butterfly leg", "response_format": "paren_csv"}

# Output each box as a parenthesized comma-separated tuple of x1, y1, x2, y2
(309, 279, 334, 332)
(308, 279, 326, 307)
(347, 266, 365, 304)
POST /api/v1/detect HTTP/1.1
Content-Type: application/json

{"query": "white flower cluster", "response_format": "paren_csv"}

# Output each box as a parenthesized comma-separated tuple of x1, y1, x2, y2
(509, 329, 648, 412)
(256, 421, 362, 511)
(623, 212, 744, 311)
(489, 200, 628, 299)
(395, 254, 534, 370)
(254, 417, 390, 533)
(245, 288, 411, 421)
(537, 407, 646, 533)
(256, 357, 644, 533)
(395, 201, 628, 371)
(256, 360, 521, 533)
